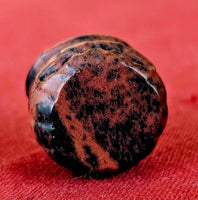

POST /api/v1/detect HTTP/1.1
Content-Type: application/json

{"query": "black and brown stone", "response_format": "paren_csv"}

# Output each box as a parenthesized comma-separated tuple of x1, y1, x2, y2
(26, 35, 168, 177)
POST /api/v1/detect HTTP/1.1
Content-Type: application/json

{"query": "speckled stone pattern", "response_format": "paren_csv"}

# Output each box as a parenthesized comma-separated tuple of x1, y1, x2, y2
(26, 35, 167, 177)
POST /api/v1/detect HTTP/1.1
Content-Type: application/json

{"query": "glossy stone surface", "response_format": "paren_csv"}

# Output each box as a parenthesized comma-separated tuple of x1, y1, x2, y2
(26, 35, 167, 177)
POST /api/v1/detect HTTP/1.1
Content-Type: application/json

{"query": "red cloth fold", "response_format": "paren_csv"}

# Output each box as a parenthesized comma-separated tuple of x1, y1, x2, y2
(0, 0, 198, 199)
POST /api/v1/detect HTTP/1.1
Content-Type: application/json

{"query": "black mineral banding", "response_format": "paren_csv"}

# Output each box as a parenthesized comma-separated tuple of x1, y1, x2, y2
(27, 35, 168, 177)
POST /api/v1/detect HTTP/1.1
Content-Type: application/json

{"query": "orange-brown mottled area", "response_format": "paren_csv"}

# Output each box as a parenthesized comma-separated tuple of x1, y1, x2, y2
(54, 49, 166, 173)
(27, 35, 167, 176)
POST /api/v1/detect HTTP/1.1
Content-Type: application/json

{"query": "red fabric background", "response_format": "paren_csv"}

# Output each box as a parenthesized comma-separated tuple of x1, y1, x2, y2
(0, 0, 198, 199)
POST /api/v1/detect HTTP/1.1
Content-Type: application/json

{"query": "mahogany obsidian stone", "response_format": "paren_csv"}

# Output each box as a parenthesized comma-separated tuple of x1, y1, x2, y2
(26, 35, 167, 177)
